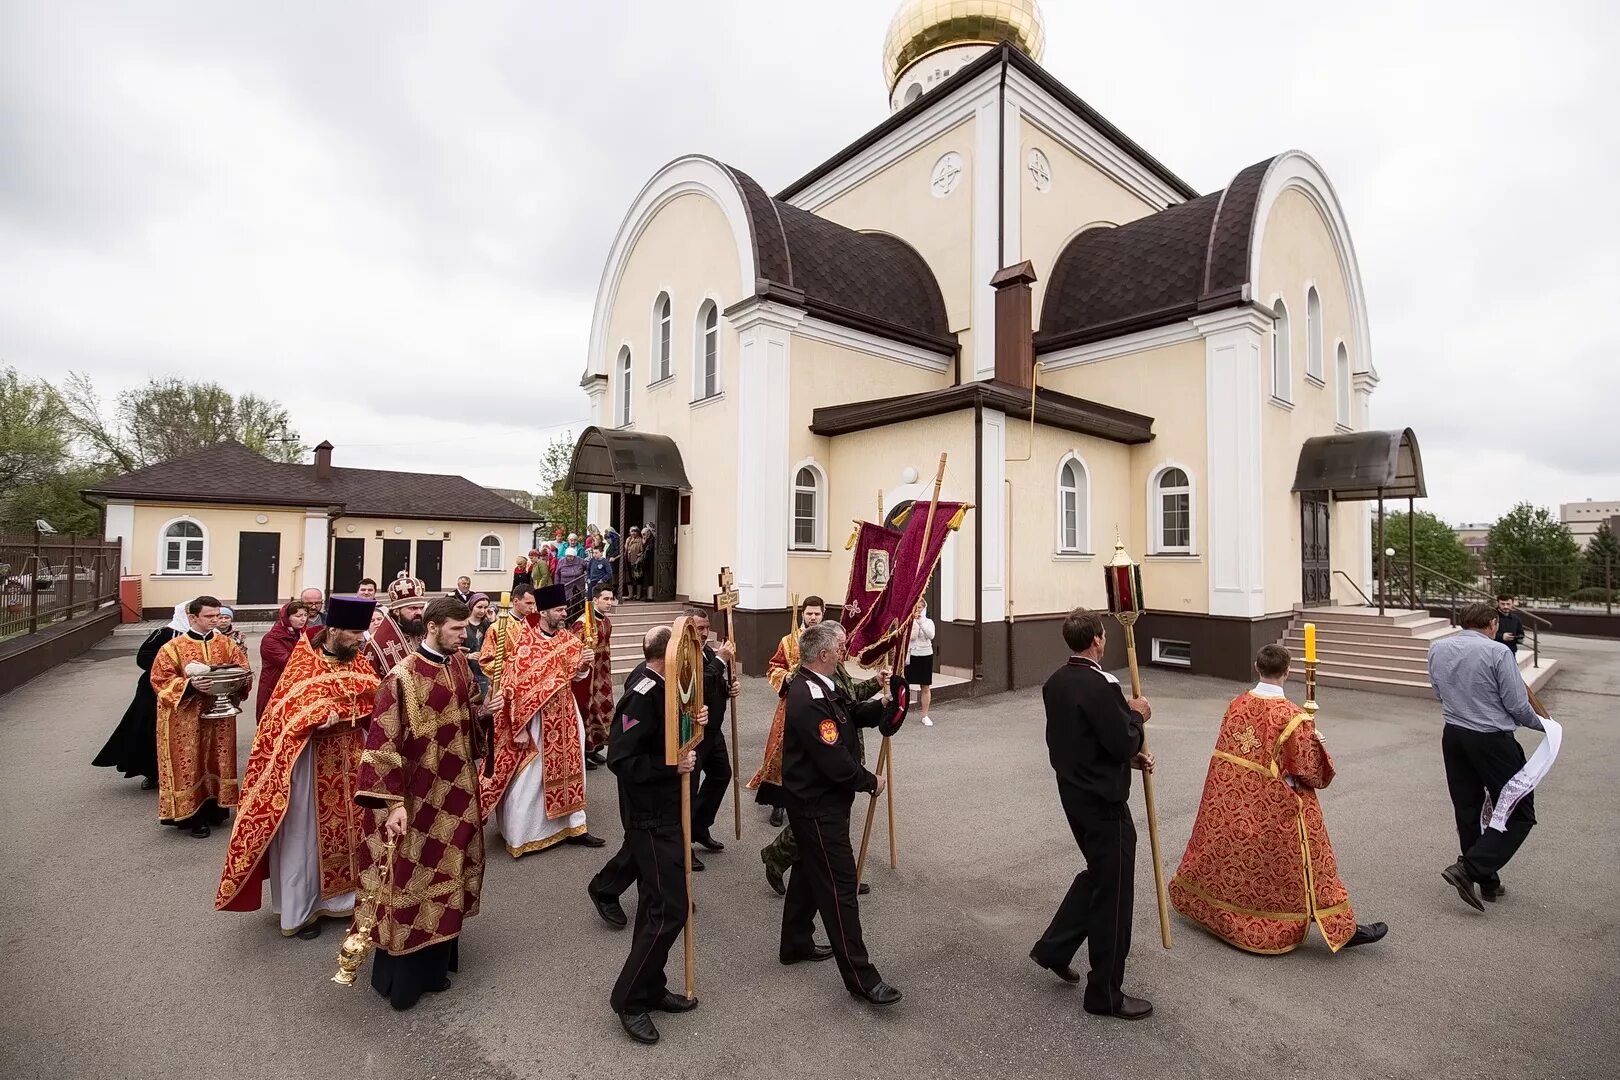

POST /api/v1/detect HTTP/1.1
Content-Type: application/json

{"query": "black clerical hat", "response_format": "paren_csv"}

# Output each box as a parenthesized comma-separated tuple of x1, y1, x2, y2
(326, 594, 377, 631)
(533, 583, 567, 611)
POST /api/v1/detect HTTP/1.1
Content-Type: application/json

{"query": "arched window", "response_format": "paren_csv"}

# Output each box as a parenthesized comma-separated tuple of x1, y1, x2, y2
(791, 464, 825, 550)
(654, 292, 672, 381)
(160, 517, 207, 574)
(903, 83, 924, 106)
(617, 346, 633, 426)
(1151, 467, 1193, 554)
(694, 300, 719, 400)
(478, 533, 503, 572)
(1305, 286, 1323, 382)
(1271, 298, 1292, 402)
(1056, 454, 1090, 553)
(1335, 343, 1351, 427)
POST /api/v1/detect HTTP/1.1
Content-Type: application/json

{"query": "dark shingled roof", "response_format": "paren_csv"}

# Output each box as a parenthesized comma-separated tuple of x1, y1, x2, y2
(83, 442, 539, 523)
(718, 163, 954, 354)
(1036, 157, 1277, 352)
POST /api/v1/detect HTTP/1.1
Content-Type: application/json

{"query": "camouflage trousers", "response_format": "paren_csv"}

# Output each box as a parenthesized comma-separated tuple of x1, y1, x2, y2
(760, 729, 866, 875)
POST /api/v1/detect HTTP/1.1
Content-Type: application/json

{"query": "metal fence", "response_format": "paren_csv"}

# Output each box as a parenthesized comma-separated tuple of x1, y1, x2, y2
(1381, 559, 1616, 615)
(0, 531, 122, 642)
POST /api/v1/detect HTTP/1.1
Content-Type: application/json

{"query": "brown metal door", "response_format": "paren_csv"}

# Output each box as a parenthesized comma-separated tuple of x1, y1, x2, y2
(237, 532, 281, 605)
(1301, 492, 1332, 607)
(332, 538, 365, 593)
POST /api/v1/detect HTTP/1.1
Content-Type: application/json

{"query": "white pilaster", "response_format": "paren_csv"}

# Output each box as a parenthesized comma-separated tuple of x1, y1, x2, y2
(1353, 369, 1378, 597)
(302, 510, 330, 591)
(980, 409, 1006, 620)
(1194, 309, 1268, 618)
(728, 299, 804, 610)
(104, 500, 134, 575)
(1001, 99, 1023, 266)
(971, 97, 1000, 381)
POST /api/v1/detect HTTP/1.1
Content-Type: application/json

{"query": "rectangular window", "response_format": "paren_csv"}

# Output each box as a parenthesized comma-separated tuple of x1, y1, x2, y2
(1152, 639, 1192, 667)
(1060, 491, 1078, 551)
(1161, 493, 1191, 550)
(793, 494, 816, 548)
(164, 544, 180, 573)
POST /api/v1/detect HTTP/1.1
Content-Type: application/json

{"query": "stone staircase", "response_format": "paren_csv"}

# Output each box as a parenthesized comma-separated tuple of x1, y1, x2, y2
(1278, 606, 1559, 699)
(604, 601, 689, 677)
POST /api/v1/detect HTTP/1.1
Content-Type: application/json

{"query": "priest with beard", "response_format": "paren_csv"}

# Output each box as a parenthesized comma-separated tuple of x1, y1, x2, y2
(363, 575, 428, 679)
(480, 583, 607, 854)
(355, 596, 486, 1010)
(215, 595, 381, 938)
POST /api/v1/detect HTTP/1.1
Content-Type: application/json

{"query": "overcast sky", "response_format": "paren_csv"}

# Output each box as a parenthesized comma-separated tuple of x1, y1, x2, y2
(4, 0, 1616, 525)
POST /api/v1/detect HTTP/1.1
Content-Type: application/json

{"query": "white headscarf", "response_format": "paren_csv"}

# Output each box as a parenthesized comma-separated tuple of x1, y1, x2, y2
(166, 602, 190, 633)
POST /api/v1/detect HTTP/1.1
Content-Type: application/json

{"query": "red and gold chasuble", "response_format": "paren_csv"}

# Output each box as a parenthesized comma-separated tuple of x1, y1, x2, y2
(746, 632, 800, 791)
(1169, 692, 1357, 953)
(569, 613, 613, 752)
(215, 636, 379, 913)
(479, 624, 586, 821)
(151, 633, 253, 822)
(355, 651, 485, 955)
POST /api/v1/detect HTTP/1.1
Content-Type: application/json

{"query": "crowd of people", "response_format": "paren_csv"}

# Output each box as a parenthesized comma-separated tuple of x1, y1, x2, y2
(88, 572, 1549, 1044)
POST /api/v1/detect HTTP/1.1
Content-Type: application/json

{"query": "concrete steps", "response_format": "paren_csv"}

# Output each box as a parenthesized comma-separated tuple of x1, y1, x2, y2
(603, 602, 688, 677)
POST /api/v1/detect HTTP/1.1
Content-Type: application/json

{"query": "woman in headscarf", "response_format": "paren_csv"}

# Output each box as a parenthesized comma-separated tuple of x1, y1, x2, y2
(512, 556, 534, 592)
(256, 601, 311, 722)
(93, 603, 188, 789)
(216, 605, 246, 647)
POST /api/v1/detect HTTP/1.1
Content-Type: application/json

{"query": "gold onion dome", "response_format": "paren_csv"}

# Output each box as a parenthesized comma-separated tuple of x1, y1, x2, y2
(883, 0, 1047, 91)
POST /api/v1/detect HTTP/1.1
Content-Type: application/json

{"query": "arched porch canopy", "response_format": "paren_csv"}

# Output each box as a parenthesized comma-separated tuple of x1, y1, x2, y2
(1292, 428, 1426, 501)
(565, 426, 692, 494)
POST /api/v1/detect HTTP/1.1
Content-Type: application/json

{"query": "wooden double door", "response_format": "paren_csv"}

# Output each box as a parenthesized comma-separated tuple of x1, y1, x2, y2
(1301, 491, 1332, 608)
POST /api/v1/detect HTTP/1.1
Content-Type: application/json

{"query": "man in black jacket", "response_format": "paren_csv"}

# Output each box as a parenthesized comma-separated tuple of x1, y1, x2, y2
(1493, 594, 1525, 655)
(687, 607, 741, 852)
(1030, 608, 1156, 1021)
(780, 620, 907, 1006)
(603, 626, 706, 1045)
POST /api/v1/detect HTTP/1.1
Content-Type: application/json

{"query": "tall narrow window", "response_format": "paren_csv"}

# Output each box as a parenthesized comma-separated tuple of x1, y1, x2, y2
(695, 301, 719, 399)
(1271, 299, 1292, 402)
(654, 292, 672, 381)
(617, 346, 632, 426)
(1057, 455, 1089, 553)
(1336, 343, 1351, 426)
(1154, 468, 1192, 553)
(1305, 287, 1323, 382)
(792, 466, 822, 550)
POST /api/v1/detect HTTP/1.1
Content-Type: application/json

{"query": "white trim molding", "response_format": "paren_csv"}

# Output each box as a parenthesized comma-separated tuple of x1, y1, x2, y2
(1054, 451, 1092, 555)
(1039, 319, 1201, 371)
(156, 514, 210, 576)
(789, 457, 828, 553)
(795, 316, 952, 374)
(301, 509, 328, 591)
(104, 499, 135, 575)
(980, 410, 1006, 620)
(1146, 462, 1198, 557)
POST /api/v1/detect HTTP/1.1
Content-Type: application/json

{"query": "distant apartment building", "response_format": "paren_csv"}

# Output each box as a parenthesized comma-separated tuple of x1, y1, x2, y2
(1453, 522, 1491, 557)
(1561, 500, 1620, 550)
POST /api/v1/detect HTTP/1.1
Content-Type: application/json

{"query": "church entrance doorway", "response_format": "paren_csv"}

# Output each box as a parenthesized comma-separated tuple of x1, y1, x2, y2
(1300, 491, 1332, 608)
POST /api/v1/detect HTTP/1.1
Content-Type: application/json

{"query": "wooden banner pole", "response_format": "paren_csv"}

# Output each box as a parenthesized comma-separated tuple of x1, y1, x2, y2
(681, 771, 696, 997)
(854, 738, 890, 888)
(1120, 615, 1171, 950)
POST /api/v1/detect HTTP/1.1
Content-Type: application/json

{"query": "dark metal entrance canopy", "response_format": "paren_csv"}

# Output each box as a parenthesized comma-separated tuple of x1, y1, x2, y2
(565, 426, 692, 494)
(1291, 428, 1426, 501)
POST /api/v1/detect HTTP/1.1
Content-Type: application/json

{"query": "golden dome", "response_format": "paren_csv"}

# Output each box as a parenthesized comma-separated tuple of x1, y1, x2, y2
(883, 0, 1046, 91)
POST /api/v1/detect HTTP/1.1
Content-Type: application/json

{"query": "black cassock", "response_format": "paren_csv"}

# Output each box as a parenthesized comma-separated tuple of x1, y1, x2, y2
(92, 625, 178, 782)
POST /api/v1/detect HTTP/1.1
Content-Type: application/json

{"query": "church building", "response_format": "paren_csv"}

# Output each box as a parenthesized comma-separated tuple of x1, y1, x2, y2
(570, 0, 1420, 688)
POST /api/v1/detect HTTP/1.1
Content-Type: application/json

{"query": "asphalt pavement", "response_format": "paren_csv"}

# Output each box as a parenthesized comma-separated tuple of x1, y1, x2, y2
(1, 631, 1615, 1080)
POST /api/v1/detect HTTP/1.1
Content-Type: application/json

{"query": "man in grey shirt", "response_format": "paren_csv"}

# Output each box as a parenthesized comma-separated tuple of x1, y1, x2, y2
(1428, 602, 1546, 911)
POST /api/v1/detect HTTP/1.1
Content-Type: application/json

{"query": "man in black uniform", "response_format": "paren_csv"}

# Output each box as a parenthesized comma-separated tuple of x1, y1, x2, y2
(1493, 594, 1525, 655)
(602, 625, 706, 1045)
(687, 607, 741, 853)
(1029, 608, 1156, 1021)
(780, 620, 907, 1006)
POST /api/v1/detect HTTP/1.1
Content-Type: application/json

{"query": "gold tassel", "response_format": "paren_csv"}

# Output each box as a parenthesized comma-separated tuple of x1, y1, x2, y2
(946, 506, 968, 531)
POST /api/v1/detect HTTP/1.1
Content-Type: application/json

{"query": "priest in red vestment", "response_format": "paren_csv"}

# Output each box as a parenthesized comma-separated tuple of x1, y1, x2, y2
(216, 595, 380, 938)
(480, 583, 605, 855)
(570, 582, 616, 766)
(1169, 644, 1387, 954)
(355, 596, 486, 1010)
(150, 595, 253, 837)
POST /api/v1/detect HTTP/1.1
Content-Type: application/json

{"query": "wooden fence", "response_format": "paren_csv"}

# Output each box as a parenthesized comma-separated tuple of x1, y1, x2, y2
(0, 531, 122, 643)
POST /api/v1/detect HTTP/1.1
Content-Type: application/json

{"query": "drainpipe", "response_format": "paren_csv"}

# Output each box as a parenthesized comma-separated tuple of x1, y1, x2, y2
(973, 399, 983, 683)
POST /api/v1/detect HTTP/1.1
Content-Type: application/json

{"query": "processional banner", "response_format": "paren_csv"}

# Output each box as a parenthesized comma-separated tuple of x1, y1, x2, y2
(846, 501, 968, 667)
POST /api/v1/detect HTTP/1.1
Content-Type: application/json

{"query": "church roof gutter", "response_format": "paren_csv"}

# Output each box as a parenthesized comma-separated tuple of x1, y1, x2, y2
(778, 45, 1199, 204)
(810, 380, 1154, 445)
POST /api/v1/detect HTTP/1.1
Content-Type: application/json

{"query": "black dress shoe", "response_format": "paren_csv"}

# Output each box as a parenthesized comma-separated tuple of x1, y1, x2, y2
(566, 832, 608, 848)
(1344, 922, 1387, 948)
(1441, 860, 1484, 912)
(858, 882, 871, 896)
(140, 777, 158, 790)
(1029, 947, 1080, 984)
(1086, 994, 1153, 1020)
(765, 862, 786, 897)
(652, 992, 698, 1013)
(769, 806, 786, 828)
(691, 854, 705, 872)
(619, 1011, 659, 1045)
(589, 888, 628, 928)
(294, 924, 322, 940)
(585, 759, 600, 771)
(1481, 882, 1505, 902)
(693, 830, 725, 852)
(779, 944, 835, 965)
(588, 747, 608, 765)
(849, 981, 903, 1006)
(188, 822, 211, 838)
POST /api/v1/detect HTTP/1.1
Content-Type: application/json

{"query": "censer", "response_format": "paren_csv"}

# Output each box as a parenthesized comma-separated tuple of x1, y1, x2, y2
(332, 837, 396, 986)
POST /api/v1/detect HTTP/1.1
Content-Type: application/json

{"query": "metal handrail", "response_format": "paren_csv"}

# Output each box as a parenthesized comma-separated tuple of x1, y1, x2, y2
(1332, 570, 1372, 606)
(1387, 560, 1547, 668)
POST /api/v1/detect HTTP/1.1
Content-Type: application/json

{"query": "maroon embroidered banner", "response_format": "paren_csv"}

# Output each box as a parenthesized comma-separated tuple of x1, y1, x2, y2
(840, 522, 903, 635)
(847, 501, 967, 666)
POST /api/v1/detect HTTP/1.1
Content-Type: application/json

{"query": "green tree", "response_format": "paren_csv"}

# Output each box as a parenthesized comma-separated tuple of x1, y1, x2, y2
(1584, 520, 1620, 590)
(1375, 510, 1477, 596)
(1484, 502, 1583, 599)
(535, 433, 585, 538)
(1, 466, 105, 535)
(0, 365, 71, 491)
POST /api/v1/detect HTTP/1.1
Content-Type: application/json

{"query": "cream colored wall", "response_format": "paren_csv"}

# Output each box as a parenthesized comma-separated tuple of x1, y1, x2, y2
(332, 517, 530, 595)
(1255, 187, 1367, 608)
(813, 413, 977, 619)
(1020, 116, 1165, 312)
(131, 503, 308, 610)
(1004, 425, 1133, 618)
(1041, 339, 1210, 611)
(809, 121, 977, 353)
(604, 190, 745, 600)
